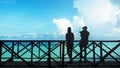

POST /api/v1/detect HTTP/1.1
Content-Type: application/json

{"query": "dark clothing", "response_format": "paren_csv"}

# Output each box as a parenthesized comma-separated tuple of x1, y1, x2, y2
(66, 32, 74, 61)
(80, 29, 89, 62)
(66, 32, 74, 48)
(80, 30, 89, 46)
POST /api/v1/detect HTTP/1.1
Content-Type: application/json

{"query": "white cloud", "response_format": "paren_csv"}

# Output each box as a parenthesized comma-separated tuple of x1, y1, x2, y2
(112, 27, 120, 34)
(53, 18, 73, 35)
(52, 0, 120, 40)
(53, 16, 87, 39)
(73, 16, 86, 27)
(28, 33, 38, 38)
(74, 0, 118, 25)
(53, 16, 87, 38)
(73, 0, 120, 39)
(53, 32, 58, 39)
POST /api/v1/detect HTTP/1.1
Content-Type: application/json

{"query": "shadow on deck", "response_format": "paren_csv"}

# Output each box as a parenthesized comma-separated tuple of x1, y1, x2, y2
(1, 61, 120, 68)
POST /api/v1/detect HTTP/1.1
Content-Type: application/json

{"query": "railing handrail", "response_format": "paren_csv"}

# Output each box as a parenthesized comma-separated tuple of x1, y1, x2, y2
(0, 40, 120, 42)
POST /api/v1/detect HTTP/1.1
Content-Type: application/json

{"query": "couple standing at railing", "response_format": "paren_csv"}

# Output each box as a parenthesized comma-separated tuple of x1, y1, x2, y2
(66, 26, 90, 63)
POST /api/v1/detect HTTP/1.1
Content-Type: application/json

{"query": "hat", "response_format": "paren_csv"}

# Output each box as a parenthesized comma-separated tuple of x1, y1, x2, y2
(82, 26, 87, 29)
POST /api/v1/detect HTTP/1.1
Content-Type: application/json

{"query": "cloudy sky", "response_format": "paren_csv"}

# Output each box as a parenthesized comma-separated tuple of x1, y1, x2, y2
(0, 0, 120, 40)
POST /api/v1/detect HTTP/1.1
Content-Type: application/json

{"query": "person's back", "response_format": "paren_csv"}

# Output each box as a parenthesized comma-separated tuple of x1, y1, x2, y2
(79, 26, 90, 62)
(80, 29, 89, 46)
(66, 27, 74, 62)
(66, 32, 74, 45)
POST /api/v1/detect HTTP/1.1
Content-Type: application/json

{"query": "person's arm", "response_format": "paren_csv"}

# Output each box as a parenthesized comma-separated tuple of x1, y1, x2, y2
(80, 31, 82, 37)
(66, 34, 67, 41)
(73, 33, 74, 41)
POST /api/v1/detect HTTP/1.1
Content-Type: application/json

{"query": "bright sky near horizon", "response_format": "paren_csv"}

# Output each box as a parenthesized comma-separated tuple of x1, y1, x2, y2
(0, 0, 120, 40)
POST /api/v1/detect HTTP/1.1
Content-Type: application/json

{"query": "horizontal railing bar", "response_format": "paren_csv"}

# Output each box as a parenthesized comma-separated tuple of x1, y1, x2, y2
(0, 40, 120, 42)
(2, 57, 120, 59)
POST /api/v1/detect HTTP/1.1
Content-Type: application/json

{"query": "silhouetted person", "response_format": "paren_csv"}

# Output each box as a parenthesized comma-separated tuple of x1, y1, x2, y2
(66, 27, 74, 62)
(79, 26, 90, 62)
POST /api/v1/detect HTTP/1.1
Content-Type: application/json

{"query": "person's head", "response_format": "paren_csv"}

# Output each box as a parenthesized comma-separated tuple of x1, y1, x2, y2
(67, 27, 71, 33)
(82, 26, 87, 30)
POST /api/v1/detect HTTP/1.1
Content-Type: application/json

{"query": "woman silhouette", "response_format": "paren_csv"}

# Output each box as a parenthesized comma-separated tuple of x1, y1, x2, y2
(66, 27, 74, 62)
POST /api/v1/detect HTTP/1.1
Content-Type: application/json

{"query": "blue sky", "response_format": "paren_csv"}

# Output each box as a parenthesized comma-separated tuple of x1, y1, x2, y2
(0, 0, 120, 40)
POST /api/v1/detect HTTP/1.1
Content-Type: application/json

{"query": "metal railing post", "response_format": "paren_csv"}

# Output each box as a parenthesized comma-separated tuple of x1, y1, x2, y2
(38, 42, 40, 58)
(48, 41, 51, 68)
(17, 41, 19, 55)
(31, 41, 33, 66)
(93, 41, 96, 68)
(11, 41, 14, 62)
(100, 41, 104, 62)
(0, 41, 2, 66)
(60, 41, 62, 61)
(62, 41, 65, 68)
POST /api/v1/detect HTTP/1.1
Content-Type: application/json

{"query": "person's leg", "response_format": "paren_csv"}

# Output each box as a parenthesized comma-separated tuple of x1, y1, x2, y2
(69, 47, 72, 61)
(68, 48, 70, 59)
(67, 45, 70, 60)
(69, 49, 72, 62)
(84, 47, 87, 62)
(80, 45, 82, 62)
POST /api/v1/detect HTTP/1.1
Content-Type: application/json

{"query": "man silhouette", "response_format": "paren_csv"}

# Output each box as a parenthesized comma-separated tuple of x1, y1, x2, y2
(79, 26, 90, 62)
(66, 27, 74, 62)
